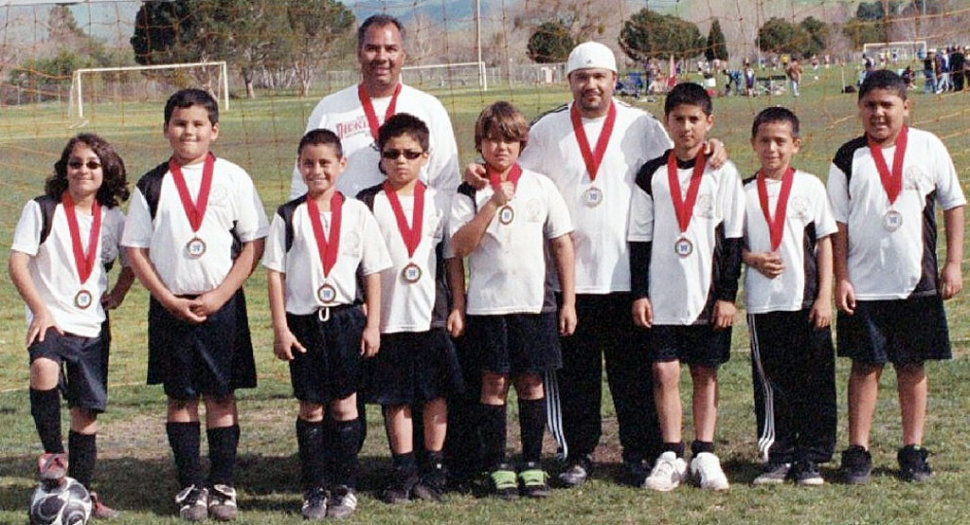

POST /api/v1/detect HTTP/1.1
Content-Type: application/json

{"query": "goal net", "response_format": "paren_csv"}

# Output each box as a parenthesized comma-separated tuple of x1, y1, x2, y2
(862, 41, 928, 65)
(68, 61, 229, 123)
(401, 61, 488, 91)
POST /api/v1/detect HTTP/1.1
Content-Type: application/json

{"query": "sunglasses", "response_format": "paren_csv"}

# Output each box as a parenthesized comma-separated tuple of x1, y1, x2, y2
(381, 149, 424, 160)
(68, 160, 102, 170)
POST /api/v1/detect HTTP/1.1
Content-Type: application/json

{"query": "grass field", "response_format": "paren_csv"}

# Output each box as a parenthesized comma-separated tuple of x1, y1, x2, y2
(2, 68, 970, 524)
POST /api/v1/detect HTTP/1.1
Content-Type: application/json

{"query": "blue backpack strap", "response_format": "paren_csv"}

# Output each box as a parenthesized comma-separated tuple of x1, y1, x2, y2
(34, 195, 59, 246)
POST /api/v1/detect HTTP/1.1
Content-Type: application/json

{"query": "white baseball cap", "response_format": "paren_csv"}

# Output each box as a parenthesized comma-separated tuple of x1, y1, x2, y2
(567, 41, 617, 75)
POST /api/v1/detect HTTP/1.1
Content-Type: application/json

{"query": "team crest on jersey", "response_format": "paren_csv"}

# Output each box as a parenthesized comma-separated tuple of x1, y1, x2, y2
(527, 199, 543, 222)
(695, 194, 715, 218)
(789, 196, 811, 220)
(335, 116, 370, 139)
(904, 165, 931, 193)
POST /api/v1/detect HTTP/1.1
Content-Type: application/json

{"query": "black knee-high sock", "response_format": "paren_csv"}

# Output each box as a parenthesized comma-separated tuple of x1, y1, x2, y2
(68, 431, 97, 488)
(330, 419, 361, 489)
(296, 418, 326, 491)
(479, 403, 507, 470)
(518, 398, 546, 465)
(207, 425, 240, 487)
(30, 388, 64, 454)
(167, 422, 202, 489)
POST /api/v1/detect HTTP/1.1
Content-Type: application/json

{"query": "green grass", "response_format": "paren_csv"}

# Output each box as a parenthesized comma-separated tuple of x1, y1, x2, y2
(2, 70, 970, 524)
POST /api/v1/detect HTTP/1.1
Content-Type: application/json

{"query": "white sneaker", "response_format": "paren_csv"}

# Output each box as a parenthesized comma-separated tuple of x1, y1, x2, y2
(643, 451, 688, 491)
(690, 452, 730, 490)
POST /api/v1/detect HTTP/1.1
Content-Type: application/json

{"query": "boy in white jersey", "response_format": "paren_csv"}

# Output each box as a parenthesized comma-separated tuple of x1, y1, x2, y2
(263, 129, 390, 519)
(450, 101, 576, 499)
(827, 69, 965, 484)
(123, 89, 269, 521)
(742, 107, 837, 486)
(356, 114, 466, 504)
(10, 133, 133, 520)
(629, 83, 744, 492)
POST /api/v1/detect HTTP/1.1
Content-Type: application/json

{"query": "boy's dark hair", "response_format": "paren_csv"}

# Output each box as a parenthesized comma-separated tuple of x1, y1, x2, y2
(858, 69, 907, 101)
(164, 88, 219, 126)
(48, 133, 129, 208)
(377, 113, 430, 153)
(357, 14, 405, 49)
(298, 128, 344, 158)
(664, 82, 713, 116)
(751, 106, 800, 139)
(474, 101, 529, 153)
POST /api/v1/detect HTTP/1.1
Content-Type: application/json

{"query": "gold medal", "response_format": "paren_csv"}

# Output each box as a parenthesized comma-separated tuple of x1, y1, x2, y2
(186, 237, 206, 258)
(674, 236, 693, 258)
(74, 289, 93, 309)
(883, 209, 903, 231)
(317, 283, 337, 304)
(402, 262, 422, 283)
(498, 205, 515, 225)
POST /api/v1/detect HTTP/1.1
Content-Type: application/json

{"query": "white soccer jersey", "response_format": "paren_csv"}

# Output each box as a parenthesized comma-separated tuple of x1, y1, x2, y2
(450, 169, 573, 315)
(11, 200, 126, 338)
(121, 157, 269, 295)
(262, 196, 391, 315)
(827, 128, 966, 299)
(628, 152, 744, 325)
(289, 84, 460, 199)
(520, 100, 671, 294)
(743, 170, 838, 313)
(369, 186, 452, 333)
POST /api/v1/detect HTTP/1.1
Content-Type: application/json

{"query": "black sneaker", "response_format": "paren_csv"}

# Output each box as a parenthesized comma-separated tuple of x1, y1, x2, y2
(301, 487, 327, 520)
(518, 462, 551, 499)
(753, 462, 791, 485)
(380, 466, 418, 504)
(556, 455, 592, 488)
(326, 486, 357, 519)
(626, 458, 651, 487)
(794, 460, 824, 486)
(412, 461, 447, 502)
(898, 445, 933, 482)
(489, 464, 519, 500)
(841, 445, 873, 485)
(175, 485, 208, 522)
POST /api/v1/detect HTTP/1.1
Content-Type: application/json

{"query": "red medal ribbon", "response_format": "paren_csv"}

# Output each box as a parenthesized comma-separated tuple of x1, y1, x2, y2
(666, 151, 707, 234)
(62, 192, 102, 286)
(169, 152, 215, 233)
(487, 163, 523, 192)
(570, 101, 616, 183)
(868, 125, 908, 206)
(757, 167, 795, 251)
(359, 83, 402, 141)
(382, 181, 425, 259)
(307, 192, 344, 278)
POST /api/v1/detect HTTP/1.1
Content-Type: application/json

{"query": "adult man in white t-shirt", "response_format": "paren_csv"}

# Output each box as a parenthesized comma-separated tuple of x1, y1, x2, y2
(289, 14, 459, 200)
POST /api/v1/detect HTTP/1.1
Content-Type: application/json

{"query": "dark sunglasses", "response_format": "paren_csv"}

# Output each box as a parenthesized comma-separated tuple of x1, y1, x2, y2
(68, 160, 102, 170)
(381, 149, 423, 160)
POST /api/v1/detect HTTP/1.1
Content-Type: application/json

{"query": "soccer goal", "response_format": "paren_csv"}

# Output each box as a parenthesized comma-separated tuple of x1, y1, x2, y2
(861, 41, 928, 64)
(400, 61, 488, 91)
(69, 61, 229, 122)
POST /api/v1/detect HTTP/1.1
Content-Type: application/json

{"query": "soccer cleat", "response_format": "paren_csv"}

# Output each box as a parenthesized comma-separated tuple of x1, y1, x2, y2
(794, 461, 824, 486)
(89, 491, 120, 520)
(643, 451, 688, 492)
(753, 462, 791, 485)
(626, 458, 651, 487)
(37, 453, 68, 482)
(556, 455, 592, 488)
(208, 484, 237, 521)
(326, 485, 357, 519)
(518, 463, 551, 498)
(175, 485, 209, 522)
(489, 466, 519, 500)
(301, 487, 327, 520)
(898, 445, 934, 482)
(412, 461, 447, 502)
(690, 452, 730, 491)
(841, 445, 873, 485)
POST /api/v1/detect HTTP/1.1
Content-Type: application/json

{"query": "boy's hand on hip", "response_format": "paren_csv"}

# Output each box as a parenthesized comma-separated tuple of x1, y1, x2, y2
(26, 311, 62, 346)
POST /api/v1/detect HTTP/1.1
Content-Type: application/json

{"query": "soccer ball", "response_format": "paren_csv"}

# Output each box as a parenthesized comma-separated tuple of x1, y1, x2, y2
(28, 477, 92, 525)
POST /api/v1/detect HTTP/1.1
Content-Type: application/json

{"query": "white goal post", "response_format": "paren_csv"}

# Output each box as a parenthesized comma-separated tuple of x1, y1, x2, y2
(69, 61, 229, 121)
(401, 61, 488, 91)
(861, 40, 928, 63)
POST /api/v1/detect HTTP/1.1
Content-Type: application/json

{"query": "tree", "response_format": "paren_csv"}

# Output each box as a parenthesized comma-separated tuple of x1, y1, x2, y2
(131, 0, 203, 66)
(528, 20, 575, 63)
(705, 19, 728, 62)
(799, 17, 828, 58)
(758, 17, 799, 54)
(285, 0, 355, 97)
(619, 8, 703, 63)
